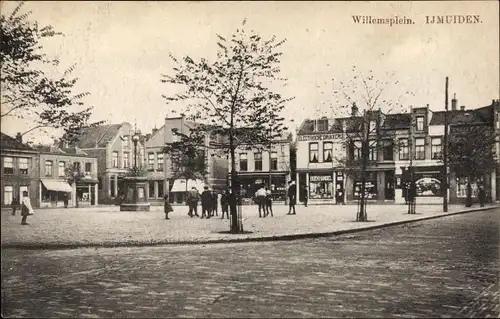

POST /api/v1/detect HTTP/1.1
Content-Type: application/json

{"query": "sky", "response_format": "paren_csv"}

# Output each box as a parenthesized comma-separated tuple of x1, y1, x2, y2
(1, 1, 499, 144)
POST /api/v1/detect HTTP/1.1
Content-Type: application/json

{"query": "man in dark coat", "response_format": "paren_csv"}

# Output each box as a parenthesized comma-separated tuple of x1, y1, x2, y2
(11, 197, 19, 216)
(478, 185, 486, 207)
(211, 191, 218, 217)
(303, 186, 308, 207)
(220, 190, 229, 219)
(287, 181, 297, 215)
(201, 186, 212, 219)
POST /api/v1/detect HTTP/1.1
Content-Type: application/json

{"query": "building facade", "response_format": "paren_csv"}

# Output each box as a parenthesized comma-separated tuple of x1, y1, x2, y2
(72, 122, 145, 204)
(36, 145, 99, 208)
(229, 135, 292, 202)
(1, 133, 40, 208)
(296, 99, 499, 205)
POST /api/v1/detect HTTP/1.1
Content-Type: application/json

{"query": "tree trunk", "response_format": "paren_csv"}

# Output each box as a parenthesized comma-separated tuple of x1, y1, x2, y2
(466, 173, 472, 207)
(358, 141, 368, 221)
(229, 146, 240, 233)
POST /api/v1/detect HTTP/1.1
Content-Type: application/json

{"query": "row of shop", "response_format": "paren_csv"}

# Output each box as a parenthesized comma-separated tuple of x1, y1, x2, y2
(295, 165, 497, 205)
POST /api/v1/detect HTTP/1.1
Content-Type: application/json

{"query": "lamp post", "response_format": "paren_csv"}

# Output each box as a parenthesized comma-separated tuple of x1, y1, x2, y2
(132, 131, 140, 168)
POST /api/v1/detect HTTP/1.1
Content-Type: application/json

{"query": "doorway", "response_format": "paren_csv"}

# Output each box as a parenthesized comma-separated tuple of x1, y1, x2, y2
(385, 170, 395, 200)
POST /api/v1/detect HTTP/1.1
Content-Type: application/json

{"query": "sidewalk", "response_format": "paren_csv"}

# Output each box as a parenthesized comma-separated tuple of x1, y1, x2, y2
(1, 204, 497, 249)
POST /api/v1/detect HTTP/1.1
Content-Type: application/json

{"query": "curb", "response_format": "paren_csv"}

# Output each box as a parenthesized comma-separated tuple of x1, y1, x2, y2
(1, 206, 497, 251)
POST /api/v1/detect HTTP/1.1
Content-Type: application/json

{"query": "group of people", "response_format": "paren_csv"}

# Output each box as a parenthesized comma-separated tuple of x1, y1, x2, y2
(163, 186, 232, 220)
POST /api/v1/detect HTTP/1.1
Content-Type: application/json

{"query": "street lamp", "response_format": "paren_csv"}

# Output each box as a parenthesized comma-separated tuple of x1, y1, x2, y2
(132, 131, 140, 168)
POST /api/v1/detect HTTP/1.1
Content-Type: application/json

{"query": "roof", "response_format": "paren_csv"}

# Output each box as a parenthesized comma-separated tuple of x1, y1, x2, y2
(429, 105, 493, 126)
(0, 133, 36, 152)
(33, 145, 90, 156)
(73, 124, 122, 148)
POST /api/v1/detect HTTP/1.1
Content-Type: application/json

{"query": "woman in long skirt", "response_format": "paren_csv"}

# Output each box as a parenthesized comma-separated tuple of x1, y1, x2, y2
(21, 191, 34, 225)
(164, 194, 173, 220)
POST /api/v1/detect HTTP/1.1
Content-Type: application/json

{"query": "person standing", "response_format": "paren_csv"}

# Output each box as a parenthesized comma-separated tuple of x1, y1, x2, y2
(478, 185, 486, 207)
(187, 187, 200, 218)
(11, 197, 19, 216)
(164, 194, 173, 220)
(255, 185, 267, 218)
(20, 191, 34, 225)
(63, 193, 69, 208)
(211, 191, 218, 217)
(220, 190, 229, 219)
(201, 186, 212, 219)
(287, 181, 297, 215)
(303, 186, 308, 207)
(265, 187, 273, 217)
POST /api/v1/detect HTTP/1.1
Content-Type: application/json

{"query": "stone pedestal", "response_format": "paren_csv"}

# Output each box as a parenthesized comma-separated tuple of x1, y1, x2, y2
(120, 177, 151, 211)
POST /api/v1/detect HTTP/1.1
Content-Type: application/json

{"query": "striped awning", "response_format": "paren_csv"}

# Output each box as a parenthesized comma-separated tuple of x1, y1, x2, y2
(41, 179, 73, 192)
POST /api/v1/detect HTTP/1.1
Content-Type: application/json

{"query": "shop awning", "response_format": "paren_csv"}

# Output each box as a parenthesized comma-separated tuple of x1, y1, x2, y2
(41, 179, 73, 192)
(170, 179, 207, 193)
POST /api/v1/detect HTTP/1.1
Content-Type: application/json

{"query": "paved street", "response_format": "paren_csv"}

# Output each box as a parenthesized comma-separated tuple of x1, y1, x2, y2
(1, 208, 498, 318)
(1, 203, 495, 247)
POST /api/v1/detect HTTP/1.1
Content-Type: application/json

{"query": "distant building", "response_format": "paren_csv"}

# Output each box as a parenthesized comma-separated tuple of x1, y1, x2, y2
(1, 133, 40, 208)
(34, 144, 99, 208)
(71, 122, 145, 204)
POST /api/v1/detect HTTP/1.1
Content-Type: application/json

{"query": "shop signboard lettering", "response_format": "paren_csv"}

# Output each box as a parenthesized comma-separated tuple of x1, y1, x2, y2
(298, 133, 343, 141)
(353, 180, 377, 199)
(310, 175, 333, 182)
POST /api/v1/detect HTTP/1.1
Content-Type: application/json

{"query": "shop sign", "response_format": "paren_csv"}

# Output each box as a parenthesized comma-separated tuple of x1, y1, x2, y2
(310, 175, 333, 182)
(298, 133, 343, 141)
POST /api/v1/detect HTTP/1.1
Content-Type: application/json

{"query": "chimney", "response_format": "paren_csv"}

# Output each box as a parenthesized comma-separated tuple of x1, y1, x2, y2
(15, 133, 22, 143)
(460, 105, 465, 111)
(451, 93, 457, 111)
(145, 133, 152, 141)
(152, 127, 158, 135)
(351, 102, 358, 116)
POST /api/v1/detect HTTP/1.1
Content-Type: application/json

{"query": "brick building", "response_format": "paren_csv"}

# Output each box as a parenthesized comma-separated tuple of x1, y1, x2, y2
(1, 133, 40, 208)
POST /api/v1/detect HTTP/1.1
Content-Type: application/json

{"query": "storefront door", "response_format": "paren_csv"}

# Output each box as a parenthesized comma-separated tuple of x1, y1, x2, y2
(385, 170, 395, 200)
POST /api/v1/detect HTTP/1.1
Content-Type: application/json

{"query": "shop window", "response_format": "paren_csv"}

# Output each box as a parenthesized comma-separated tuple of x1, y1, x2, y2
(254, 152, 262, 171)
(353, 172, 378, 200)
(309, 143, 319, 163)
(382, 141, 394, 161)
(157, 153, 164, 171)
(323, 142, 333, 162)
(3, 157, 14, 174)
(239, 153, 248, 171)
(112, 152, 119, 168)
(19, 158, 29, 175)
(270, 152, 278, 170)
(415, 138, 425, 160)
(45, 160, 53, 177)
(431, 138, 442, 159)
(3, 185, 13, 205)
(309, 175, 333, 199)
(399, 139, 409, 160)
(58, 161, 66, 177)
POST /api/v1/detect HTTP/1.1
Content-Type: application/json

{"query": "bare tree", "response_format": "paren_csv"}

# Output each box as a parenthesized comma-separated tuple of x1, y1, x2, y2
(161, 20, 292, 233)
(329, 67, 413, 221)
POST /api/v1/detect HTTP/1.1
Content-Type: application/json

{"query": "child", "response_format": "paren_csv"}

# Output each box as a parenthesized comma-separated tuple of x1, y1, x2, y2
(20, 191, 34, 225)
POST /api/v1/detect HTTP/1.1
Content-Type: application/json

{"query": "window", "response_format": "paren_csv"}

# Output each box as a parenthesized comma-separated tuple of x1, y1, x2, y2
(309, 174, 334, 199)
(399, 139, 409, 160)
(353, 141, 362, 161)
(415, 138, 425, 160)
(323, 142, 333, 162)
(4, 185, 13, 206)
(317, 119, 329, 131)
(148, 153, 155, 170)
(382, 141, 394, 161)
(309, 143, 319, 163)
(98, 177, 103, 190)
(157, 153, 164, 171)
(239, 153, 248, 171)
(369, 120, 377, 132)
(123, 152, 130, 168)
(123, 135, 129, 147)
(85, 163, 92, 176)
(368, 140, 377, 161)
(270, 152, 278, 170)
(431, 138, 442, 159)
(112, 152, 119, 168)
(3, 157, 14, 174)
(254, 152, 262, 171)
(58, 161, 66, 177)
(158, 181, 164, 198)
(19, 158, 28, 175)
(416, 116, 424, 131)
(44, 160, 53, 176)
(110, 176, 115, 197)
(74, 162, 81, 172)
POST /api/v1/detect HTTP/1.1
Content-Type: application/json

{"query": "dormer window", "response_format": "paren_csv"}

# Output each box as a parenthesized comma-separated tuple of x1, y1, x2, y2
(416, 116, 424, 131)
(316, 119, 329, 131)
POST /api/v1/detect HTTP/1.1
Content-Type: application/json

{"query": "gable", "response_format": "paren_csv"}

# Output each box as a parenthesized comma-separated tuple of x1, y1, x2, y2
(145, 125, 166, 148)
